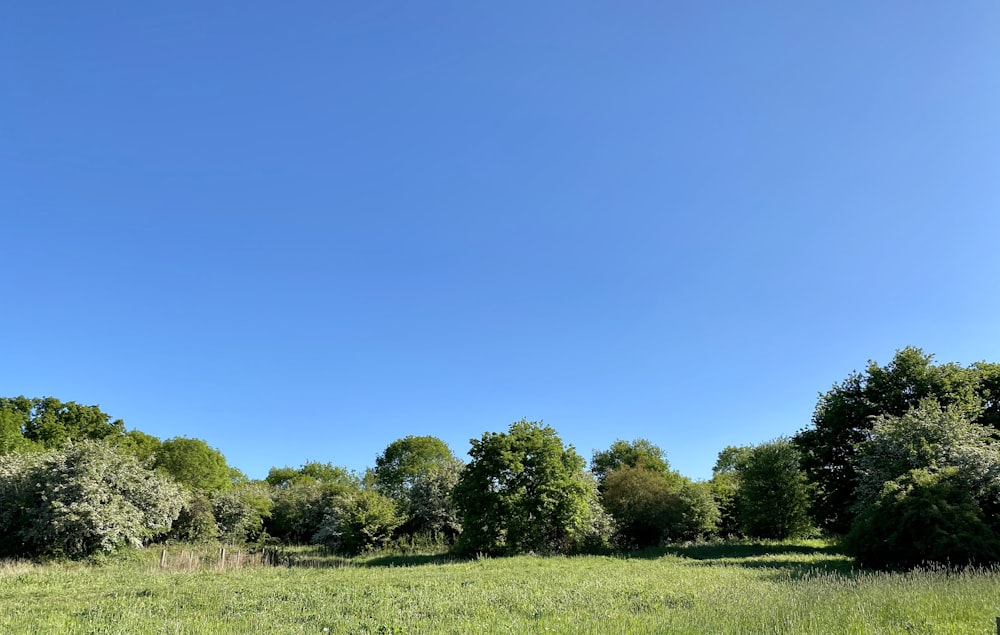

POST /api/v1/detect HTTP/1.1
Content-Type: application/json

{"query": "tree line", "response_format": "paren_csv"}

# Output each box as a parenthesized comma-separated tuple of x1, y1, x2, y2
(1, 346, 998, 569)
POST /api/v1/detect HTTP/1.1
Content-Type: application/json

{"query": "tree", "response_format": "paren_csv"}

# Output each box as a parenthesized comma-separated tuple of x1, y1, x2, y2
(373, 435, 456, 501)
(168, 494, 218, 543)
(709, 445, 753, 537)
(845, 468, 1000, 569)
(266, 461, 355, 488)
(794, 347, 983, 533)
(591, 439, 671, 488)
(212, 483, 272, 543)
(854, 399, 1000, 510)
(0, 396, 126, 450)
(843, 399, 1000, 568)
(110, 430, 161, 465)
(405, 456, 463, 541)
(453, 419, 598, 556)
(736, 439, 812, 539)
(0, 441, 184, 557)
(154, 437, 233, 493)
(0, 406, 39, 455)
(313, 489, 403, 555)
(264, 462, 361, 544)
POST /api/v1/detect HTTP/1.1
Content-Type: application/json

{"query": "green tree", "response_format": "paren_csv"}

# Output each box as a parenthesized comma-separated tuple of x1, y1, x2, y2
(212, 483, 272, 543)
(453, 420, 598, 556)
(736, 438, 812, 539)
(0, 441, 184, 557)
(168, 494, 218, 543)
(154, 437, 233, 493)
(264, 462, 360, 544)
(110, 430, 161, 465)
(0, 396, 126, 449)
(601, 466, 718, 548)
(0, 406, 39, 455)
(709, 445, 753, 537)
(373, 436, 456, 501)
(313, 489, 403, 555)
(842, 399, 1000, 568)
(591, 439, 671, 488)
(845, 468, 1000, 569)
(794, 347, 982, 533)
(266, 461, 354, 488)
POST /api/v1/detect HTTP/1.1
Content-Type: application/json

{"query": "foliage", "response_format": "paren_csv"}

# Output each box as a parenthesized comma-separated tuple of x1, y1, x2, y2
(0, 440, 184, 557)
(213, 483, 273, 543)
(265, 463, 361, 544)
(709, 445, 752, 537)
(373, 435, 456, 501)
(405, 456, 463, 540)
(591, 438, 671, 488)
(845, 468, 1000, 569)
(0, 407, 40, 455)
(736, 439, 813, 539)
(453, 419, 597, 556)
(844, 399, 1000, 568)
(601, 466, 718, 548)
(110, 429, 162, 466)
(0, 396, 126, 450)
(169, 494, 219, 543)
(854, 399, 1000, 510)
(154, 436, 234, 493)
(313, 489, 403, 555)
(794, 347, 990, 533)
(266, 461, 355, 488)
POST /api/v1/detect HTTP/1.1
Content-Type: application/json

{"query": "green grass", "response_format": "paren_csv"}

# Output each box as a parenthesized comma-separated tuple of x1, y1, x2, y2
(1, 540, 998, 634)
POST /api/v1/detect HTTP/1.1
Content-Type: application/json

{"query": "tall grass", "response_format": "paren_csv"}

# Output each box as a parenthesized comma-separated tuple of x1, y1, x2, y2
(0, 540, 998, 634)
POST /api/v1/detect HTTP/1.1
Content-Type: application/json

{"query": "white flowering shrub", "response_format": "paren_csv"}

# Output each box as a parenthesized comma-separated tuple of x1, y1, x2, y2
(0, 440, 184, 557)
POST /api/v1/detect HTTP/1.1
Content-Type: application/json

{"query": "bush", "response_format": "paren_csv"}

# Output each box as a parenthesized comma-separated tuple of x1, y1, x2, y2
(845, 468, 1000, 569)
(169, 494, 219, 543)
(602, 467, 718, 548)
(736, 439, 813, 539)
(314, 489, 403, 555)
(0, 441, 184, 557)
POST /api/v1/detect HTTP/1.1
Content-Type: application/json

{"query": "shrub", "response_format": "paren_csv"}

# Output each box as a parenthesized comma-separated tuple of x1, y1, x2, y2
(0, 441, 184, 557)
(314, 489, 403, 555)
(845, 468, 1000, 569)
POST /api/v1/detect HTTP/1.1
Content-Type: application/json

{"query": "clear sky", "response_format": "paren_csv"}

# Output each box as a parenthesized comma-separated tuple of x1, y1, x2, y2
(3, 2, 999, 481)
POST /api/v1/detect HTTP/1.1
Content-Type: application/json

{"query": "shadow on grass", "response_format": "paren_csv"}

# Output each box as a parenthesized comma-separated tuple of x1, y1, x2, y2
(619, 540, 856, 578)
(274, 540, 856, 575)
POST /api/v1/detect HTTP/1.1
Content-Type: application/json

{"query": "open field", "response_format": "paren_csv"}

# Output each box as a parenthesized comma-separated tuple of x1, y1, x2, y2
(1, 541, 998, 634)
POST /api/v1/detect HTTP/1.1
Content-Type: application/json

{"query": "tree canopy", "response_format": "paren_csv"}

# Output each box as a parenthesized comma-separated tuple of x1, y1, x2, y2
(794, 347, 991, 533)
(154, 437, 234, 493)
(591, 438, 671, 487)
(453, 420, 601, 556)
(373, 435, 457, 501)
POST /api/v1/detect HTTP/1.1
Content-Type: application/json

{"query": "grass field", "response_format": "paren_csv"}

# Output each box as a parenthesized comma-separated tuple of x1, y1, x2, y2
(1, 540, 998, 634)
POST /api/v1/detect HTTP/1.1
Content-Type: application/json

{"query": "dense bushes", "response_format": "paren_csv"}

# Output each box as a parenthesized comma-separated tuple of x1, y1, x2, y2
(843, 399, 1000, 568)
(5, 352, 1000, 571)
(0, 441, 184, 557)
(846, 468, 1000, 569)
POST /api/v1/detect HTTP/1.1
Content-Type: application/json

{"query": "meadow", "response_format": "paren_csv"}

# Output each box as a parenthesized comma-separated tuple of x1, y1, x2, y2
(1, 541, 998, 634)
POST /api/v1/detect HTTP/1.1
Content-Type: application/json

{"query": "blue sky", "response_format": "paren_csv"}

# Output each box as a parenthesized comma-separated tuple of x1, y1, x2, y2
(3, 2, 999, 481)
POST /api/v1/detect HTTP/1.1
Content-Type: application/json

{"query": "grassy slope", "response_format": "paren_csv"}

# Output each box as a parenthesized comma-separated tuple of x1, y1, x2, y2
(1, 541, 998, 634)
